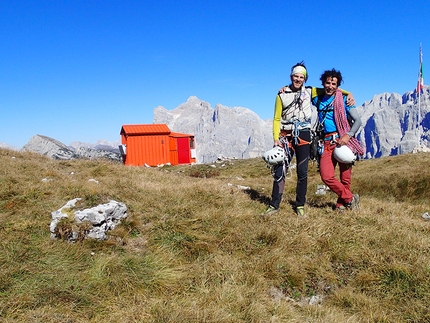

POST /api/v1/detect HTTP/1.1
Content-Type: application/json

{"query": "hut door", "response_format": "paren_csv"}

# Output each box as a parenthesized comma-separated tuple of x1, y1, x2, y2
(177, 138, 190, 164)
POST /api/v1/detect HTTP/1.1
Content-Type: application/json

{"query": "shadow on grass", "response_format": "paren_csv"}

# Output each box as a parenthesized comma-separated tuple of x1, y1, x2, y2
(243, 189, 271, 205)
(243, 189, 337, 211)
(307, 200, 336, 210)
(286, 198, 336, 210)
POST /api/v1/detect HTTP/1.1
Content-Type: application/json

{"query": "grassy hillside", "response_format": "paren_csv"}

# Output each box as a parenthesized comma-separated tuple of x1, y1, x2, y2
(0, 149, 429, 322)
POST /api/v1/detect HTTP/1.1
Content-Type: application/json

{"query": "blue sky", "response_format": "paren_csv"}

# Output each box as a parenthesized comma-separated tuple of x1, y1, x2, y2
(1, 0, 429, 148)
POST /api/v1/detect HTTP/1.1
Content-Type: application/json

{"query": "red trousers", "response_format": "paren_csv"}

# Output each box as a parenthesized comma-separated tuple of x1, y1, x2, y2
(319, 141, 353, 207)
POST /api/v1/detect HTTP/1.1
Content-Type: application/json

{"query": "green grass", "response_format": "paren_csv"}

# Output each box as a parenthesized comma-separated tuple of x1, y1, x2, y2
(0, 148, 430, 322)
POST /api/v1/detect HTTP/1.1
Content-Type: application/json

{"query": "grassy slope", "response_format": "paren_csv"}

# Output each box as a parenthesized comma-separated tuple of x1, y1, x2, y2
(0, 149, 429, 323)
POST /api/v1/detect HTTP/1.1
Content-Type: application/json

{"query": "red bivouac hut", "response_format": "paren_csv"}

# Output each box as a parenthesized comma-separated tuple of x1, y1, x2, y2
(119, 124, 196, 166)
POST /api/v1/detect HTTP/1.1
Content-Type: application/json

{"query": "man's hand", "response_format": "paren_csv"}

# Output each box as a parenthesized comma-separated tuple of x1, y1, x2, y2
(278, 86, 288, 94)
(346, 93, 355, 106)
(338, 134, 351, 146)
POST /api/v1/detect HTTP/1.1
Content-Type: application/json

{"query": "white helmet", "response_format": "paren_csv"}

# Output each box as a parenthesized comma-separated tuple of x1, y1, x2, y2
(333, 145, 356, 164)
(263, 146, 285, 165)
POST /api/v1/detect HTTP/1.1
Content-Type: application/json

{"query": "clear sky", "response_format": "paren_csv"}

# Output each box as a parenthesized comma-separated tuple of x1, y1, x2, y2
(1, 0, 429, 149)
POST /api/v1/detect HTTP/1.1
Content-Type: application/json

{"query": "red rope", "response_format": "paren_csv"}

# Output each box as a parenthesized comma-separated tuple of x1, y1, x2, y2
(334, 90, 364, 156)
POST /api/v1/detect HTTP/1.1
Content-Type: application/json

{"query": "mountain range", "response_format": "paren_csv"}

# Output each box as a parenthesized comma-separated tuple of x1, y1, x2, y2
(3, 87, 429, 164)
(155, 87, 430, 163)
(20, 135, 122, 162)
(356, 88, 429, 157)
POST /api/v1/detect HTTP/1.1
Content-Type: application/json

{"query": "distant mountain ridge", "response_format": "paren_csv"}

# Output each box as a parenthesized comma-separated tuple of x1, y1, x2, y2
(356, 87, 430, 158)
(21, 135, 122, 162)
(154, 88, 430, 163)
(0, 142, 19, 151)
(3, 87, 429, 164)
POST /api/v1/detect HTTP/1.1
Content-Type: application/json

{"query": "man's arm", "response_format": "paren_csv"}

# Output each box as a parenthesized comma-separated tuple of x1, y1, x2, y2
(338, 108, 362, 146)
(347, 108, 362, 137)
(313, 87, 355, 106)
(273, 95, 283, 146)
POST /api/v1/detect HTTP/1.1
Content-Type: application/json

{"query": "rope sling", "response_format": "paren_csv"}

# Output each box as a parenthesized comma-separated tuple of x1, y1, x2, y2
(333, 89, 364, 156)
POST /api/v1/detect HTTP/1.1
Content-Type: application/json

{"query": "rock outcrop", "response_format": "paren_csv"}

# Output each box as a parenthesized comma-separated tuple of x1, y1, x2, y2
(50, 198, 128, 241)
(22, 134, 122, 161)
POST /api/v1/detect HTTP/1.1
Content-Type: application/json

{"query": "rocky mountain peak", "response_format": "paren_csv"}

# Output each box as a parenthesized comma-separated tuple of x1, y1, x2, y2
(21, 134, 122, 161)
(6, 87, 430, 164)
(156, 89, 430, 163)
(154, 97, 273, 164)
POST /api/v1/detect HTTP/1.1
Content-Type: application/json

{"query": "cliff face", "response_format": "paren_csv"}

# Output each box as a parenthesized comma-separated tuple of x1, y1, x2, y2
(356, 87, 430, 158)
(17, 87, 430, 165)
(155, 88, 430, 163)
(154, 96, 273, 164)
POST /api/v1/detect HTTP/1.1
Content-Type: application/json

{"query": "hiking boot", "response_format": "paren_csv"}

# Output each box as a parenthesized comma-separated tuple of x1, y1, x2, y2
(346, 194, 360, 210)
(296, 206, 306, 217)
(261, 205, 279, 217)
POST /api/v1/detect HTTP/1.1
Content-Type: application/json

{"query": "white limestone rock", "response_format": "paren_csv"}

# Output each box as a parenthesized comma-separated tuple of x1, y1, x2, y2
(50, 199, 128, 241)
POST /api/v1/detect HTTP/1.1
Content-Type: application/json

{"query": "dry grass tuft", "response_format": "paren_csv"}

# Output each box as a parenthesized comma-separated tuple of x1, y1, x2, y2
(0, 148, 430, 322)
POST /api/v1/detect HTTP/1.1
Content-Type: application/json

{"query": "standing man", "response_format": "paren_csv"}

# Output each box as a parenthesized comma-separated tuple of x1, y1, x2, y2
(311, 69, 364, 211)
(262, 62, 314, 217)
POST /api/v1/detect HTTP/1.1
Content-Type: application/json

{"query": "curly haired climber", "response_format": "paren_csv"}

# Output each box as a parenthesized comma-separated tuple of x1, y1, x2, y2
(311, 68, 364, 211)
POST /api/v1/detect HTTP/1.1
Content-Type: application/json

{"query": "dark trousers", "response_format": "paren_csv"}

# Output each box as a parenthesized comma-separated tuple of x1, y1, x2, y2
(270, 130, 311, 209)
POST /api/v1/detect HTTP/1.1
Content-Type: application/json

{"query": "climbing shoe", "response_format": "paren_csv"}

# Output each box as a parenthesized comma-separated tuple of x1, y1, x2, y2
(296, 206, 306, 217)
(261, 205, 279, 217)
(346, 194, 360, 210)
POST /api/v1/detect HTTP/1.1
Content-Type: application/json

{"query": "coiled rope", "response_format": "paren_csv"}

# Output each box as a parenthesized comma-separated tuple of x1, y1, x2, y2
(333, 90, 364, 156)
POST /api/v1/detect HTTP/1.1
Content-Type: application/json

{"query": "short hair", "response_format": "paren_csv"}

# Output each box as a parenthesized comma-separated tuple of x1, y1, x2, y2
(290, 61, 308, 81)
(320, 68, 343, 86)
